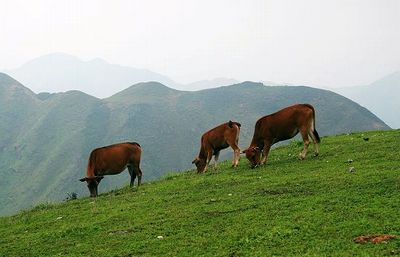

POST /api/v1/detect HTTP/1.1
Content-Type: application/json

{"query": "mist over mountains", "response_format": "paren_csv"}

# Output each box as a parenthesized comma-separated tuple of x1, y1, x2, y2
(334, 71, 400, 128)
(4, 53, 179, 98)
(4, 53, 243, 97)
(0, 71, 389, 215)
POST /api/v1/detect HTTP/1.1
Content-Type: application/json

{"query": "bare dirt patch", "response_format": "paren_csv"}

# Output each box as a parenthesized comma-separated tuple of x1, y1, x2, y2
(354, 234, 397, 244)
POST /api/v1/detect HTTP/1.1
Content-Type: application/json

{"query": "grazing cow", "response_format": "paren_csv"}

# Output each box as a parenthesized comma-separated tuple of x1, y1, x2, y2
(242, 104, 320, 168)
(79, 142, 142, 197)
(192, 120, 241, 173)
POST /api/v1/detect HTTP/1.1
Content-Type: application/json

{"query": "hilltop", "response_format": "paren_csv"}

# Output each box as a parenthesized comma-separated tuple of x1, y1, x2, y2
(0, 73, 390, 216)
(0, 130, 399, 256)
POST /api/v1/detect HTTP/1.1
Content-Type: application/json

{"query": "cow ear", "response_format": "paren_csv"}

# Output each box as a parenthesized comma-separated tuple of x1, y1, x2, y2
(79, 177, 87, 182)
(228, 120, 233, 128)
(192, 158, 199, 164)
(96, 176, 104, 182)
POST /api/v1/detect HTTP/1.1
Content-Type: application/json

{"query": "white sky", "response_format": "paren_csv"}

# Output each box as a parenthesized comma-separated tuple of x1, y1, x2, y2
(0, 0, 399, 88)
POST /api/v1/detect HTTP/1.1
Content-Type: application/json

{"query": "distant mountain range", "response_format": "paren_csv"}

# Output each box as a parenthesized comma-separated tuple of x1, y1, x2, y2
(4, 53, 242, 97)
(4, 53, 179, 98)
(0, 72, 389, 215)
(333, 71, 400, 128)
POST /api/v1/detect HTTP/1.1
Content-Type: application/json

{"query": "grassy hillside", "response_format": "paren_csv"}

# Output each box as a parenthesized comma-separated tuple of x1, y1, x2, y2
(0, 73, 390, 215)
(1, 130, 399, 256)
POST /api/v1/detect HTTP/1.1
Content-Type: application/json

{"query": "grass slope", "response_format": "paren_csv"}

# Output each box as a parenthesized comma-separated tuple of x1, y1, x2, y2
(0, 130, 399, 256)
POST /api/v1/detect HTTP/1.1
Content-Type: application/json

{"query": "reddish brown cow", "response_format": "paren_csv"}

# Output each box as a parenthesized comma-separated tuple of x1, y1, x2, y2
(242, 104, 320, 168)
(192, 120, 241, 173)
(79, 142, 142, 197)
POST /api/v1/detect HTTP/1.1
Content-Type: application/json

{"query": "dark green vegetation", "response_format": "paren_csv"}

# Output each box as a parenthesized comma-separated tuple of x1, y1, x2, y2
(0, 72, 390, 216)
(0, 130, 399, 256)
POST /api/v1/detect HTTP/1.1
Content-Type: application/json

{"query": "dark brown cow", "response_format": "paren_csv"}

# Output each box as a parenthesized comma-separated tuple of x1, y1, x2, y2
(192, 120, 241, 173)
(242, 104, 320, 168)
(79, 142, 142, 197)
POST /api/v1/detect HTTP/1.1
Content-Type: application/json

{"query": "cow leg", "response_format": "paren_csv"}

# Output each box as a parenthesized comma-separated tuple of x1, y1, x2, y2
(232, 146, 241, 168)
(204, 149, 213, 173)
(128, 166, 136, 188)
(308, 130, 320, 156)
(299, 128, 311, 160)
(135, 166, 143, 187)
(227, 139, 240, 168)
(214, 151, 220, 169)
(260, 142, 271, 165)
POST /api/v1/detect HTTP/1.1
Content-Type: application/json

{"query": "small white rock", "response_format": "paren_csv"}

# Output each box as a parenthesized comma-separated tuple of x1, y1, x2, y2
(56, 216, 63, 220)
(228, 193, 232, 196)
(157, 236, 164, 239)
(349, 167, 356, 173)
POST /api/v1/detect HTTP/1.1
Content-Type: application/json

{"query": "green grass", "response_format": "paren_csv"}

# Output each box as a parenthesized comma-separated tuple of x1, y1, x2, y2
(0, 130, 399, 256)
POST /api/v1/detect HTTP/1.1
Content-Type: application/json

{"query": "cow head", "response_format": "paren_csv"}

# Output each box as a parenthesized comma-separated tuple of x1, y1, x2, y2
(242, 147, 261, 168)
(192, 157, 207, 173)
(79, 176, 104, 197)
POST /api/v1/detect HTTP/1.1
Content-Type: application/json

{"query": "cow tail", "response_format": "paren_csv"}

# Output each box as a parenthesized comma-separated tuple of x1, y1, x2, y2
(230, 121, 241, 144)
(313, 127, 321, 143)
(86, 151, 96, 177)
(308, 104, 321, 143)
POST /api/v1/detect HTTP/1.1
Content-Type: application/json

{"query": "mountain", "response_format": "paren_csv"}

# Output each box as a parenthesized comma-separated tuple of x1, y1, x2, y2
(0, 73, 389, 215)
(4, 53, 245, 95)
(4, 53, 180, 98)
(1, 130, 399, 256)
(334, 71, 400, 128)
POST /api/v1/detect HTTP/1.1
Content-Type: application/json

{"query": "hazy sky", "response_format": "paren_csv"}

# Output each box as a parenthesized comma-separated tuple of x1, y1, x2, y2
(1, 0, 399, 88)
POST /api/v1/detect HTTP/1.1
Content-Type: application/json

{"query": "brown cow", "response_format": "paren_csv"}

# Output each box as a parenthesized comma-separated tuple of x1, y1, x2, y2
(242, 104, 320, 168)
(192, 120, 241, 173)
(79, 142, 142, 197)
